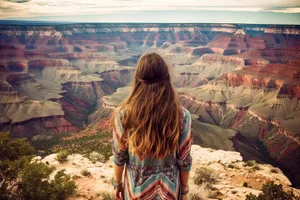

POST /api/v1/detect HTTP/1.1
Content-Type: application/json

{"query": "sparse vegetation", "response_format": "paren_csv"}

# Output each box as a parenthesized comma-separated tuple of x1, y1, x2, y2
(246, 181, 300, 200)
(193, 167, 218, 186)
(52, 131, 112, 162)
(243, 182, 249, 187)
(31, 130, 112, 162)
(189, 193, 202, 200)
(244, 160, 257, 167)
(228, 164, 235, 169)
(81, 169, 91, 177)
(252, 165, 261, 171)
(0, 132, 77, 200)
(56, 150, 69, 163)
(100, 192, 115, 200)
(270, 168, 279, 173)
(89, 151, 106, 163)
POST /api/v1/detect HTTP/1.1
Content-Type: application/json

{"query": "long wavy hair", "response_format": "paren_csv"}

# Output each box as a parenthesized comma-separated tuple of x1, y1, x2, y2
(112, 52, 183, 160)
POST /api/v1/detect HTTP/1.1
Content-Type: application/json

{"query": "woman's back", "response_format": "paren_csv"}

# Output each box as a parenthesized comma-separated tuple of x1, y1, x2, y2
(111, 53, 192, 200)
(112, 107, 192, 200)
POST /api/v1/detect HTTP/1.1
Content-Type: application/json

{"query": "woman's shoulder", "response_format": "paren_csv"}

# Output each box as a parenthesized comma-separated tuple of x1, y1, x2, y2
(114, 107, 126, 119)
(180, 106, 191, 131)
(181, 106, 190, 119)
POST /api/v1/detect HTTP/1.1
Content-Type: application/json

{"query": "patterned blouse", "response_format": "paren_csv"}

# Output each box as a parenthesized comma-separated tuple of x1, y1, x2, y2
(112, 107, 192, 200)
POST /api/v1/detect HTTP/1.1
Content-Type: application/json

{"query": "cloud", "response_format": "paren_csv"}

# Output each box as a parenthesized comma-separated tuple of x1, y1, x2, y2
(0, 0, 299, 20)
(3, 0, 31, 3)
(264, 6, 300, 13)
(0, 0, 29, 18)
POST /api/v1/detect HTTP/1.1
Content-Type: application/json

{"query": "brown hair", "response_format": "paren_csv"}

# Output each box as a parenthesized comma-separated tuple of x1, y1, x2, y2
(112, 52, 182, 160)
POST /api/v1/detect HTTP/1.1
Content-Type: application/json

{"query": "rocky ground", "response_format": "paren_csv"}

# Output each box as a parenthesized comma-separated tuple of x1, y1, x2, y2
(35, 145, 300, 200)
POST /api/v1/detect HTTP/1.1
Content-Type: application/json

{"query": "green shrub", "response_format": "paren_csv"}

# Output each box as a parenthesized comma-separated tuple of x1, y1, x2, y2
(51, 131, 112, 162)
(0, 133, 77, 200)
(189, 193, 202, 200)
(50, 170, 77, 200)
(100, 192, 115, 200)
(246, 181, 299, 200)
(89, 151, 106, 163)
(244, 160, 256, 167)
(81, 169, 91, 177)
(270, 168, 279, 173)
(193, 167, 218, 186)
(252, 165, 261, 171)
(19, 162, 76, 200)
(0, 133, 35, 199)
(56, 150, 69, 163)
(243, 182, 249, 187)
(228, 164, 235, 169)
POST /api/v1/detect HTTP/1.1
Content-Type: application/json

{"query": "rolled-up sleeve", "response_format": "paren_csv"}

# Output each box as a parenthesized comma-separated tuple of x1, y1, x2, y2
(112, 111, 129, 166)
(177, 108, 193, 172)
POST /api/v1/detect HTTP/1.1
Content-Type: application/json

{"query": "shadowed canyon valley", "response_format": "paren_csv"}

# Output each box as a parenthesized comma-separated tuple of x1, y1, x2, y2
(0, 23, 300, 190)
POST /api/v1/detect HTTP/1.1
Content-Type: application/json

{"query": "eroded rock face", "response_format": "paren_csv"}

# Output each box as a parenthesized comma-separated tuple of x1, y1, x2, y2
(177, 61, 300, 186)
(1, 23, 300, 187)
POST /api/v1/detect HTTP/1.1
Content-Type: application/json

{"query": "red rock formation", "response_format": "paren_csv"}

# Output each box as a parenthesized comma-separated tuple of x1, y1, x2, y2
(192, 48, 214, 56)
(223, 73, 272, 88)
(200, 54, 245, 66)
(10, 116, 79, 139)
(28, 59, 71, 69)
(6, 73, 35, 85)
(58, 53, 110, 60)
(7, 61, 27, 72)
(244, 59, 269, 66)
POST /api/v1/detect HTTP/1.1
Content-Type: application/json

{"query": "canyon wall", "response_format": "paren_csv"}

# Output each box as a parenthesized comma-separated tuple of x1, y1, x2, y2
(1, 22, 300, 186)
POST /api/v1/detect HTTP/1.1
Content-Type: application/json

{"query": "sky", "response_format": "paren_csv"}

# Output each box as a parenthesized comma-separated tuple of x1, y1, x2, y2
(0, 0, 300, 24)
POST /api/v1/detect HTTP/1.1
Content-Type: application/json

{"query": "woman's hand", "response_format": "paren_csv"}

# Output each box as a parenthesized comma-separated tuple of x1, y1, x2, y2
(115, 184, 124, 200)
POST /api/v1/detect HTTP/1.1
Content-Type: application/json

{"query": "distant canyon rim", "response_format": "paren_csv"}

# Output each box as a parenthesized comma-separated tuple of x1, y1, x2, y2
(0, 23, 300, 187)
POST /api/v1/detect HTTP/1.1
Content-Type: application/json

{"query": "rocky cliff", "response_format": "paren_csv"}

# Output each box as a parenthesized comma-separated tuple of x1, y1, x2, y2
(34, 145, 300, 200)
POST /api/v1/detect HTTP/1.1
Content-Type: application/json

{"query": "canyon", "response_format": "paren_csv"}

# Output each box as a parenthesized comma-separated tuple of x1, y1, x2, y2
(0, 23, 300, 189)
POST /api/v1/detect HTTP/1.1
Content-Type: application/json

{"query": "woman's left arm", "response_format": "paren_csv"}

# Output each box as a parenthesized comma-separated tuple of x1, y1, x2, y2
(112, 111, 129, 199)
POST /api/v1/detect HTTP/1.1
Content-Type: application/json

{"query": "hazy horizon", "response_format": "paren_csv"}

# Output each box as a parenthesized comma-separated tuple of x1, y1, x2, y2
(1, 0, 300, 25)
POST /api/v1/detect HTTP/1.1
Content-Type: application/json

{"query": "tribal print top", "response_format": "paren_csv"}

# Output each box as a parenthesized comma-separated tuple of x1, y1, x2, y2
(112, 107, 193, 200)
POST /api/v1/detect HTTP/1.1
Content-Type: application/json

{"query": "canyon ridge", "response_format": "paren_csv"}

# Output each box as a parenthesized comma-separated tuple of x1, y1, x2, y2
(0, 23, 300, 195)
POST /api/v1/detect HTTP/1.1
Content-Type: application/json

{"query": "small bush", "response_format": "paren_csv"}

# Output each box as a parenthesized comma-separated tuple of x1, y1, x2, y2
(100, 192, 114, 200)
(56, 150, 69, 163)
(89, 151, 106, 163)
(189, 193, 202, 200)
(243, 182, 249, 187)
(193, 167, 218, 186)
(244, 160, 256, 167)
(228, 164, 235, 169)
(246, 181, 299, 200)
(252, 165, 261, 171)
(270, 168, 279, 173)
(81, 169, 91, 177)
(0, 133, 77, 200)
(19, 164, 76, 200)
